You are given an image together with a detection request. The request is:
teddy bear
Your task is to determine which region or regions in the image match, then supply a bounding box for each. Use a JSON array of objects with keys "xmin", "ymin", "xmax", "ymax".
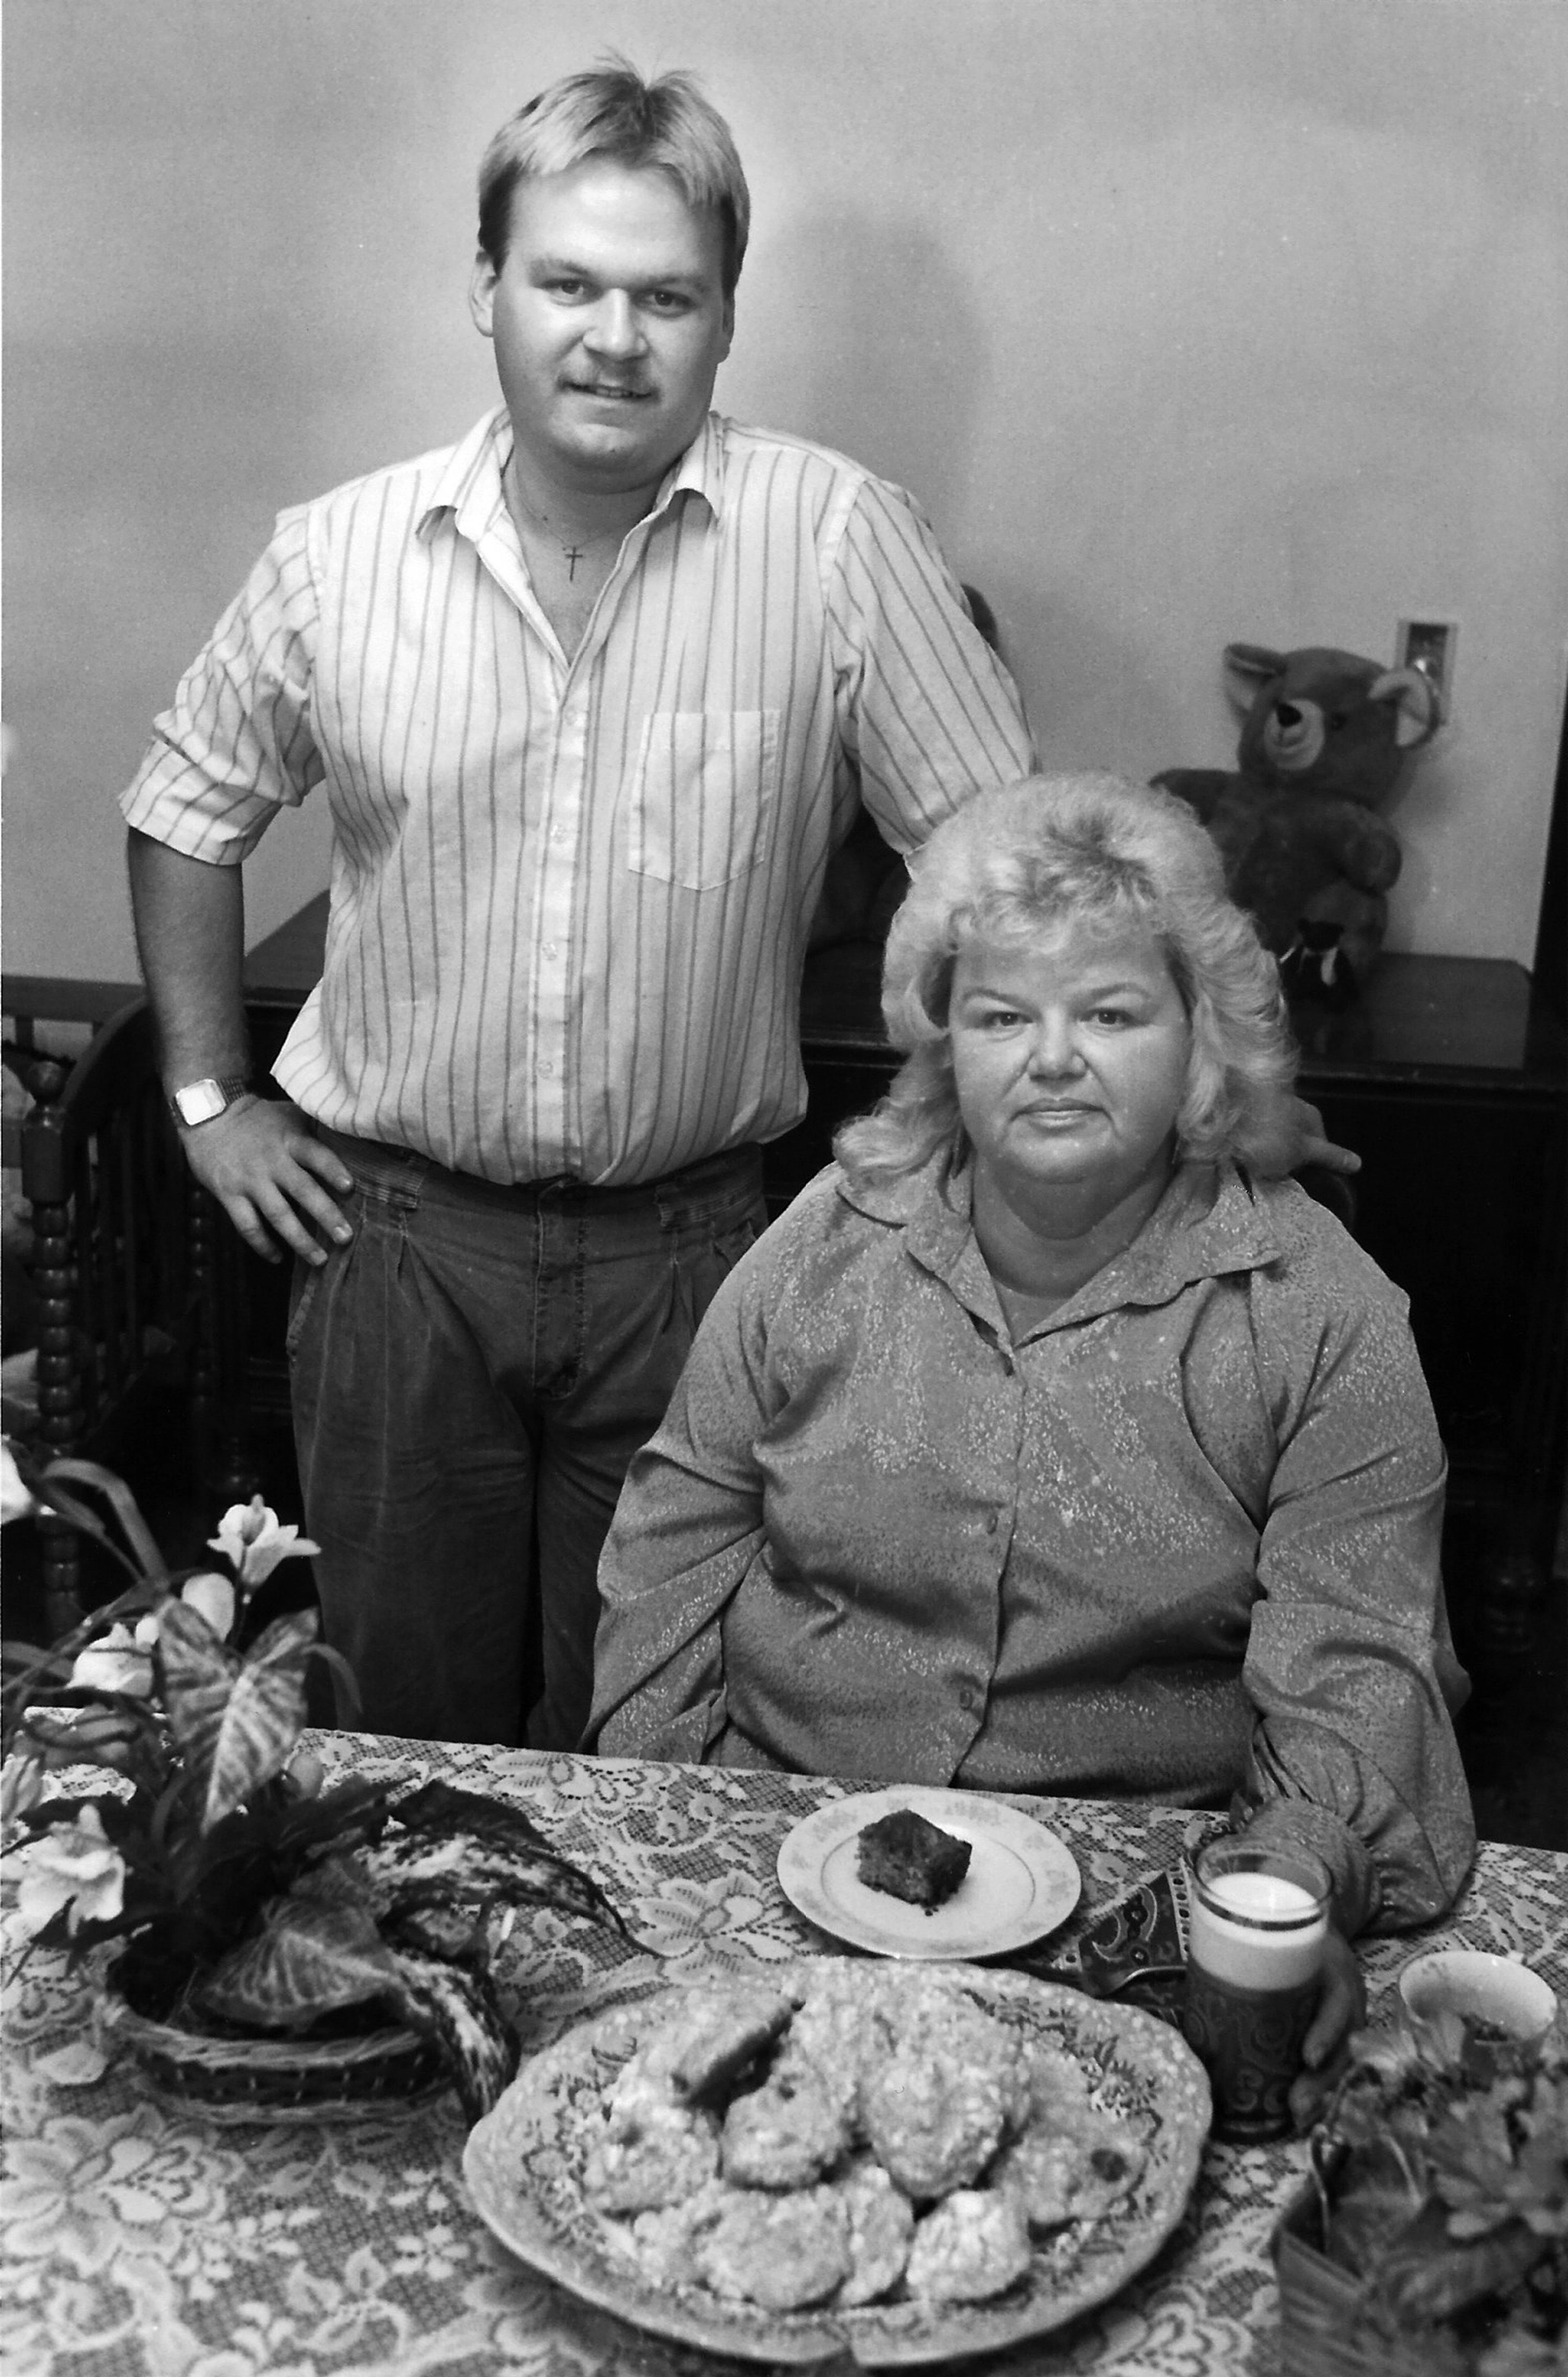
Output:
[{"xmin": 1152, "ymin": 642, "xmax": 1443, "ymax": 1002}]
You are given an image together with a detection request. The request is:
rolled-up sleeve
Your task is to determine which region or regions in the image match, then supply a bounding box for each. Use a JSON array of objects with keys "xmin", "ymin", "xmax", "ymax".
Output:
[
  {"xmin": 826, "ymin": 477, "xmax": 1035, "ymax": 851},
  {"xmin": 120, "ymin": 505, "xmax": 322, "ymax": 863},
  {"xmin": 1235, "ymin": 1272, "xmax": 1474, "ymax": 1936}
]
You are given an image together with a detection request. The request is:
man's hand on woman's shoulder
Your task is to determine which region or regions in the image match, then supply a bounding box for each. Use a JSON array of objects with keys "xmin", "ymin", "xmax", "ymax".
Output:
[{"xmin": 1250, "ymin": 1096, "xmax": 1360, "ymax": 1181}]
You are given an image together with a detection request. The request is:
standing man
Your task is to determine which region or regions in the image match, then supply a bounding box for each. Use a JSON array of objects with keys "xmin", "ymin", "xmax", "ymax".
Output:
[{"xmin": 122, "ymin": 62, "xmax": 1036, "ymax": 1751}]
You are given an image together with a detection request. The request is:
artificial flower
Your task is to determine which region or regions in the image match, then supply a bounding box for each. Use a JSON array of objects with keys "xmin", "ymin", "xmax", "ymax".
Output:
[
  {"xmin": 68, "ymin": 1624, "xmax": 154, "ymax": 1698},
  {"xmin": 3, "ymin": 1457, "xmax": 629, "ymax": 2124},
  {"xmin": 176, "ymin": 1571, "xmax": 236, "ymax": 1639},
  {"xmin": 16, "ymin": 1803, "xmax": 126, "ymax": 1936},
  {"xmin": 207, "ymin": 1498, "xmax": 320, "ymax": 1588},
  {"xmin": 0, "ymin": 1744, "xmax": 45, "ymax": 1821},
  {"xmin": 0, "ymin": 1439, "xmax": 36, "ymax": 1525},
  {"xmin": 283, "ymin": 1748, "xmax": 325, "ymax": 1800},
  {"xmin": 66, "ymin": 1573, "xmax": 239, "ymax": 1703},
  {"xmin": 31, "ymin": 1703, "xmax": 145, "ymax": 1768}
]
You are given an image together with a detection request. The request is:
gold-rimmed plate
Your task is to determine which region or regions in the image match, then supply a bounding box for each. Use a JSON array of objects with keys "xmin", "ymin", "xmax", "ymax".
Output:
[{"xmin": 777, "ymin": 1787, "xmax": 1080, "ymax": 1960}]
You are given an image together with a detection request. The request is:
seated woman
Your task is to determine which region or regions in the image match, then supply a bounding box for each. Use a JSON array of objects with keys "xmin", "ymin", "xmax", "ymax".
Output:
[{"xmin": 588, "ymin": 773, "xmax": 1474, "ymax": 1975}]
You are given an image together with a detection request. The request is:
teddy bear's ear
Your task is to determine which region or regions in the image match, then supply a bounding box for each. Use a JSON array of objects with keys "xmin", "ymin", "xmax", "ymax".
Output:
[
  {"xmin": 1368, "ymin": 665, "xmax": 1443, "ymax": 748},
  {"xmin": 1221, "ymin": 644, "xmax": 1287, "ymax": 711}
]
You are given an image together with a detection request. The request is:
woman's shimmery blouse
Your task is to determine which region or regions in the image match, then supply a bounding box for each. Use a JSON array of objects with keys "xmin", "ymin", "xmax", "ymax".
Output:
[{"xmin": 589, "ymin": 1156, "xmax": 1474, "ymax": 1936}]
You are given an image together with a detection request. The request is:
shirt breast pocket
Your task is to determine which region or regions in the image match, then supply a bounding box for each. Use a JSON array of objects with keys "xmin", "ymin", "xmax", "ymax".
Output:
[{"xmin": 626, "ymin": 709, "xmax": 779, "ymax": 889}]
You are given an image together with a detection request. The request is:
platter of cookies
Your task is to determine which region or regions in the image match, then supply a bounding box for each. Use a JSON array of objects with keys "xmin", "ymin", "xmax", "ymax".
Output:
[
  {"xmin": 776, "ymin": 1786, "xmax": 1081, "ymax": 1959},
  {"xmin": 463, "ymin": 1957, "xmax": 1210, "ymax": 2366}
]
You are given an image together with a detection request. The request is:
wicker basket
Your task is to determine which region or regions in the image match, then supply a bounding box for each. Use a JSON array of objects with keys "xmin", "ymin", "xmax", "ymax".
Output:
[
  {"xmin": 1272, "ymin": 2151, "xmax": 1482, "ymax": 2377},
  {"xmin": 95, "ymin": 1963, "xmax": 448, "ymax": 2126}
]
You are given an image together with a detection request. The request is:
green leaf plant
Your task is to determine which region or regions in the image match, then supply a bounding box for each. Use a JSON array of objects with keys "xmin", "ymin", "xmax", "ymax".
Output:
[
  {"xmin": 1310, "ymin": 2002, "xmax": 1567, "ymax": 2374},
  {"xmin": 1, "ymin": 1441, "xmax": 630, "ymax": 2123}
]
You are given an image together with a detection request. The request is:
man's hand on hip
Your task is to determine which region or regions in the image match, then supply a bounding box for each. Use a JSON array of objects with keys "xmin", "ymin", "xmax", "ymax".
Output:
[{"xmin": 177, "ymin": 1096, "xmax": 355, "ymax": 1265}]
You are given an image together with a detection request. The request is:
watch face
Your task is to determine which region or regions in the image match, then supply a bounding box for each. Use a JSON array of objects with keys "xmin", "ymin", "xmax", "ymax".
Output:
[{"xmin": 174, "ymin": 1079, "xmax": 227, "ymax": 1127}]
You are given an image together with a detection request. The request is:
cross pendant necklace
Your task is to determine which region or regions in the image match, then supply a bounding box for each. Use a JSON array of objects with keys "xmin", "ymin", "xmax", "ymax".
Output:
[{"xmin": 506, "ymin": 457, "xmax": 612, "ymax": 584}]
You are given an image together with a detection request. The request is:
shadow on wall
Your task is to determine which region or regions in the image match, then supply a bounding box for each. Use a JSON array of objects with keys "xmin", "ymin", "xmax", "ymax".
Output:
[
  {"xmin": 743, "ymin": 205, "xmax": 1229, "ymax": 798},
  {"xmin": 742, "ymin": 206, "xmax": 988, "ymax": 537}
]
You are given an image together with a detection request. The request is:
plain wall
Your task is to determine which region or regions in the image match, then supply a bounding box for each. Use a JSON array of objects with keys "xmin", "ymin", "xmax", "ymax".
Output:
[{"xmin": 4, "ymin": 0, "xmax": 1566, "ymax": 978}]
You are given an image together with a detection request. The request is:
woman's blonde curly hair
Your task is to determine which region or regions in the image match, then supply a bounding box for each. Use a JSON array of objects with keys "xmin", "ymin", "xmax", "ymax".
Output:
[{"xmin": 835, "ymin": 772, "xmax": 1299, "ymax": 1187}]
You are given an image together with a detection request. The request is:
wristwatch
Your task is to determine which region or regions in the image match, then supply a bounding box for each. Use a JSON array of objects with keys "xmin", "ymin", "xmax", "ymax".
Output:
[{"xmin": 169, "ymin": 1075, "xmax": 252, "ymax": 1127}]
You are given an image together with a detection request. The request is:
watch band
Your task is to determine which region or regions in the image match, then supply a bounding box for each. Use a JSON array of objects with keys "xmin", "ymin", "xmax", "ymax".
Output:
[{"xmin": 169, "ymin": 1074, "xmax": 253, "ymax": 1127}]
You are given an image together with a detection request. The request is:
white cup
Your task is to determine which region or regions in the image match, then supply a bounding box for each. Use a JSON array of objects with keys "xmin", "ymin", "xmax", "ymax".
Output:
[{"xmin": 1398, "ymin": 1950, "xmax": 1557, "ymax": 2044}]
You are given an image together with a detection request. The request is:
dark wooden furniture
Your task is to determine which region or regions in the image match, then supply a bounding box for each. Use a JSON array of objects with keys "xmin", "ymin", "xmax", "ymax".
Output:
[
  {"xmin": 2, "ymin": 976, "xmax": 143, "ymax": 1038},
  {"xmin": 1291, "ymin": 964, "xmax": 1566, "ymax": 1603},
  {"xmin": 9, "ymin": 1000, "xmax": 253, "ymax": 1630}
]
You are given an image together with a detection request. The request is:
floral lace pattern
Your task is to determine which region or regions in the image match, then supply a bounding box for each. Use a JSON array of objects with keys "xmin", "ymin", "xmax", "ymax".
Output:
[{"xmin": 4, "ymin": 1735, "xmax": 1564, "ymax": 2377}]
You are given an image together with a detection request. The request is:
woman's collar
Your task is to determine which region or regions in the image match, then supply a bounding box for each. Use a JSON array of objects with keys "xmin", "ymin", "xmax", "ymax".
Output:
[{"xmin": 837, "ymin": 1150, "xmax": 1287, "ymax": 1321}]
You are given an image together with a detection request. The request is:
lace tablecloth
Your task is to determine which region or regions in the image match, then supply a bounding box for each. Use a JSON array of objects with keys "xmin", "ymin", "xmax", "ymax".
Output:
[{"xmin": 4, "ymin": 1737, "xmax": 1565, "ymax": 2377}]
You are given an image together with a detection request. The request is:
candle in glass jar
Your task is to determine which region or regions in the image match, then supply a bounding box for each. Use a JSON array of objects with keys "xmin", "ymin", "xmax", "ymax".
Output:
[{"xmin": 1188, "ymin": 1868, "xmax": 1327, "ymax": 1992}]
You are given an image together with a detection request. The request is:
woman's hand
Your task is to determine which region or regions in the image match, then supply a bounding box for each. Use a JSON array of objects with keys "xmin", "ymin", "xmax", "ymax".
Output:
[{"xmin": 1289, "ymin": 1925, "xmax": 1365, "ymax": 2131}]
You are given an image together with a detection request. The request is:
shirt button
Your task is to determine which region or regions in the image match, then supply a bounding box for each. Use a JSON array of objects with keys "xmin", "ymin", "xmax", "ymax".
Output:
[
  {"xmin": 985, "ymin": 1513, "xmax": 999, "ymax": 1535},
  {"xmin": 958, "ymin": 1685, "xmax": 977, "ymax": 1713},
  {"xmin": 550, "ymin": 826, "xmax": 568, "ymax": 844},
  {"xmin": 543, "ymin": 942, "xmax": 558, "ymax": 960},
  {"xmin": 538, "ymin": 1060, "xmax": 554, "ymax": 1078}
]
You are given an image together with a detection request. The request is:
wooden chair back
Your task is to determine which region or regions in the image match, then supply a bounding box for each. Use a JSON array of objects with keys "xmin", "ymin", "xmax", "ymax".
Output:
[{"xmin": 18, "ymin": 999, "xmax": 252, "ymax": 1631}]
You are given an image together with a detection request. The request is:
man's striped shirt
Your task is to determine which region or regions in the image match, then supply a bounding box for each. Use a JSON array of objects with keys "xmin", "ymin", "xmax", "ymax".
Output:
[{"xmin": 121, "ymin": 407, "xmax": 1035, "ymax": 1185}]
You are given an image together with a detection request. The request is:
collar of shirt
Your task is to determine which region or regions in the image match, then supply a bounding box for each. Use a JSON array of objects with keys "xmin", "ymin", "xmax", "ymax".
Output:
[
  {"xmin": 836, "ymin": 1151, "xmax": 1285, "ymax": 1337},
  {"xmin": 413, "ymin": 403, "xmax": 724, "ymax": 555}
]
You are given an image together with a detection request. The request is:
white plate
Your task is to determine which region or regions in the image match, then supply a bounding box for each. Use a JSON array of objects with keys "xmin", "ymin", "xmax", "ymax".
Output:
[
  {"xmin": 463, "ymin": 1959, "xmax": 1211, "ymax": 2368},
  {"xmin": 776, "ymin": 1787, "xmax": 1080, "ymax": 1960}
]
